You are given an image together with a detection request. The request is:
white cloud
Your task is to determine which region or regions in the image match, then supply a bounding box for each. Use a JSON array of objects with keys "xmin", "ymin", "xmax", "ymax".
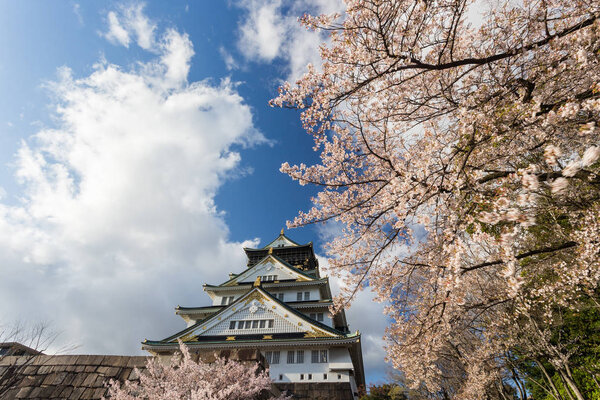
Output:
[
  {"xmin": 219, "ymin": 46, "xmax": 239, "ymax": 71},
  {"xmin": 103, "ymin": 3, "xmax": 156, "ymax": 50},
  {"xmin": 0, "ymin": 10, "xmax": 266, "ymax": 355},
  {"xmin": 238, "ymin": 0, "xmax": 286, "ymax": 62},
  {"xmin": 235, "ymin": 0, "xmax": 345, "ymax": 81},
  {"xmin": 73, "ymin": 3, "xmax": 84, "ymax": 26},
  {"xmin": 104, "ymin": 11, "xmax": 131, "ymax": 47}
]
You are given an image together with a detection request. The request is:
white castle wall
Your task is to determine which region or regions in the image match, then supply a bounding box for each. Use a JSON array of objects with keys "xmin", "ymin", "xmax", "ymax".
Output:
[{"xmin": 263, "ymin": 347, "xmax": 354, "ymax": 384}]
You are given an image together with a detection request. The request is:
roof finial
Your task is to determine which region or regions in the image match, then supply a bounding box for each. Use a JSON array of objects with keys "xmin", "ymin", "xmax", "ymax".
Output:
[
  {"xmin": 268, "ymin": 247, "xmax": 273, "ymax": 255},
  {"xmin": 280, "ymin": 228, "xmax": 284, "ymax": 235},
  {"xmin": 254, "ymin": 276, "xmax": 261, "ymax": 287}
]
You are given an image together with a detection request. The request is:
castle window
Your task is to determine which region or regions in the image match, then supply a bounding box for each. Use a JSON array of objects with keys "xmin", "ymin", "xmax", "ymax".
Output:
[
  {"xmin": 338, "ymin": 374, "xmax": 342, "ymax": 380},
  {"xmin": 300, "ymin": 374, "xmax": 304, "ymax": 380},
  {"xmin": 221, "ymin": 297, "xmax": 227, "ymax": 305},
  {"xmin": 277, "ymin": 293, "xmax": 284, "ymax": 301},
  {"xmin": 320, "ymin": 349, "xmax": 328, "ymax": 362},
  {"xmin": 324, "ymin": 374, "xmax": 328, "ymax": 380},
  {"xmin": 304, "ymin": 292, "xmax": 310, "ymax": 301},
  {"xmin": 308, "ymin": 374, "xmax": 312, "ymax": 380},
  {"xmin": 237, "ymin": 321, "xmax": 245, "ymax": 329},
  {"xmin": 296, "ymin": 292, "xmax": 302, "ymax": 301},
  {"xmin": 228, "ymin": 296, "xmax": 234, "ymax": 304},
  {"xmin": 296, "ymin": 350, "xmax": 304, "ymax": 363},
  {"xmin": 268, "ymin": 319, "xmax": 274, "ymax": 328},
  {"xmin": 252, "ymin": 320, "xmax": 259, "ymax": 329},
  {"xmin": 229, "ymin": 321, "xmax": 236, "ymax": 329},
  {"xmin": 309, "ymin": 312, "xmax": 324, "ymax": 321},
  {"xmin": 279, "ymin": 374, "xmax": 283, "ymax": 381},
  {"xmin": 265, "ymin": 351, "xmax": 281, "ymax": 364},
  {"xmin": 311, "ymin": 349, "xmax": 328, "ymax": 363},
  {"xmin": 287, "ymin": 351, "xmax": 295, "ymax": 364},
  {"xmin": 245, "ymin": 321, "xmax": 252, "ymax": 329},
  {"xmin": 259, "ymin": 320, "xmax": 266, "ymax": 328}
]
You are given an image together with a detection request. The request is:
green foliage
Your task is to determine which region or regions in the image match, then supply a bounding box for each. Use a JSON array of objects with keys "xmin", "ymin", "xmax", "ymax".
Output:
[
  {"xmin": 360, "ymin": 383, "xmax": 408, "ymax": 400},
  {"xmin": 516, "ymin": 295, "xmax": 600, "ymax": 400}
]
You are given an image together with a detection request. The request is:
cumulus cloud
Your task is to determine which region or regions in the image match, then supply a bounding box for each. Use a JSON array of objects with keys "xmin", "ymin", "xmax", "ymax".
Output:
[
  {"xmin": 235, "ymin": 0, "xmax": 345, "ymax": 81},
  {"xmin": 103, "ymin": 3, "xmax": 156, "ymax": 50},
  {"xmin": 0, "ymin": 8, "xmax": 265, "ymax": 354}
]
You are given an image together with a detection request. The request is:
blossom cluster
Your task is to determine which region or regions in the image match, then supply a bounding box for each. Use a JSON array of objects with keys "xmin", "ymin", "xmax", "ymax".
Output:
[{"xmin": 273, "ymin": 0, "xmax": 600, "ymax": 397}]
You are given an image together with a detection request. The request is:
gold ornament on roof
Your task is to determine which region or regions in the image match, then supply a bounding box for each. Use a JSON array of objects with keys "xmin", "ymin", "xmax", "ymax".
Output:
[
  {"xmin": 280, "ymin": 228, "xmax": 284, "ymax": 235},
  {"xmin": 303, "ymin": 328, "xmax": 335, "ymax": 338},
  {"xmin": 179, "ymin": 332, "xmax": 197, "ymax": 342},
  {"xmin": 244, "ymin": 291, "xmax": 266, "ymax": 304},
  {"xmin": 254, "ymin": 276, "xmax": 261, "ymax": 287},
  {"xmin": 268, "ymin": 247, "xmax": 273, "ymax": 254}
]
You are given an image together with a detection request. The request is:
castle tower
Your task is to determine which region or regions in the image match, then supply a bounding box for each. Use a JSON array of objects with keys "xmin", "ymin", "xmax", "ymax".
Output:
[{"xmin": 142, "ymin": 231, "xmax": 364, "ymax": 399}]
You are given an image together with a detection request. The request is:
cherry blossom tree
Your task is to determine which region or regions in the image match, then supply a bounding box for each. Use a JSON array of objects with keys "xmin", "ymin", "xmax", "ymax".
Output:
[
  {"xmin": 273, "ymin": 0, "xmax": 600, "ymax": 397},
  {"xmin": 105, "ymin": 342, "xmax": 290, "ymax": 400}
]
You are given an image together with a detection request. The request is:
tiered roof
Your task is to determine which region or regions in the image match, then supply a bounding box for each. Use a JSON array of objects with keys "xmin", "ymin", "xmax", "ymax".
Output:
[
  {"xmin": 243, "ymin": 230, "xmax": 319, "ymax": 272},
  {"xmin": 141, "ymin": 230, "xmax": 364, "ymax": 388}
]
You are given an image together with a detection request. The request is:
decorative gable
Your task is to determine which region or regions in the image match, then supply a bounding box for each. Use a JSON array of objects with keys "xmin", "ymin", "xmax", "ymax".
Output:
[
  {"xmin": 176, "ymin": 288, "xmax": 339, "ymax": 342},
  {"xmin": 223, "ymin": 255, "xmax": 312, "ymax": 286},
  {"xmin": 264, "ymin": 231, "xmax": 300, "ymax": 248},
  {"xmin": 265, "ymin": 236, "xmax": 297, "ymax": 248}
]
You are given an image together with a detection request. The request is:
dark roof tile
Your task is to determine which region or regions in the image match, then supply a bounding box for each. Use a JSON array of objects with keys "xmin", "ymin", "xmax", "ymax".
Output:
[{"xmin": 0, "ymin": 354, "xmax": 147, "ymax": 399}]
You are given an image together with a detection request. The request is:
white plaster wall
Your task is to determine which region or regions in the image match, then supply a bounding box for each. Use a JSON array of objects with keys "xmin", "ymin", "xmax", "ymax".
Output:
[
  {"xmin": 262, "ymin": 347, "xmax": 354, "ymax": 384},
  {"xmin": 212, "ymin": 293, "xmax": 242, "ymax": 306},
  {"xmin": 298, "ymin": 310, "xmax": 334, "ymax": 327},
  {"xmin": 268, "ymin": 287, "xmax": 322, "ymax": 302}
]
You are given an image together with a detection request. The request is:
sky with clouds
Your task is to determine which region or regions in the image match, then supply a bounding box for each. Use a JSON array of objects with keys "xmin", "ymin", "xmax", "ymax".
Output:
[{"xmin": 0, "ymin": 0, "xmax": 389, "ymax": 384}]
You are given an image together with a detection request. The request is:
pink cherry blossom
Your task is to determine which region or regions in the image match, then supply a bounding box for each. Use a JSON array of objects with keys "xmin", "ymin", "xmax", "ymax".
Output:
[{"xmin": 272, "ymin": 0, "xmax": 600, "ymax": 397}]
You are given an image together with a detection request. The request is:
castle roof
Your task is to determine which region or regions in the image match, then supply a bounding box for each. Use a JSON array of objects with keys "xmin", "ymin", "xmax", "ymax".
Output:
[{"xmin": 143, "ymin": 286, "xmax": 356, "ymax": 349}]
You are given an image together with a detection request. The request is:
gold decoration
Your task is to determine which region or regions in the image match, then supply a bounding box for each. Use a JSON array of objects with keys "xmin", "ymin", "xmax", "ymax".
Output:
[
  {"xmin": 180, "ymin": 332, "xmax": 198, "ymax": 342},
  {"xmin": 280, "ymin": 228, "xmax": 284, "ymax": 235},
  {"xmin": 272, "ymin": 305, "xmax": 276, "ymax": 309},
  {"xmin": 263, "ymin": 335, "xmax": 273, "ymax": 340},
  {"xmin": 244, "ymin": 290, "xmax": 266, "ymax": 305},
  {"xmin": 298, "ymin": 322, "xmax": 302, "ymax": 326},
  {"xmin": 303, "ymin": 328, "xmax": 334, "ymax": 338},
  {"xmin": 284, "ymin": 313, "xmax": 288, "ymax": 317},
  {"xmin": 226, "ymin": 336, "xmax": 236, "ymax": 341},
  {"xmin": 254, "ymin": 276, "xmax": 261, "ymax": 287},
  {"xmin": 268, "ymin": 247, "xmax": 273, "ymax": 254},
  {"xmin": 218, "ymin": 317, "xmax": 221, "ymax": 320}
]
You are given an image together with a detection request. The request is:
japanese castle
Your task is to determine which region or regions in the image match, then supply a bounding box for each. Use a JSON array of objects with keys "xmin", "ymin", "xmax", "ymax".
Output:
[{"xmin": 142, "ymin": 230, "xmax": 364, "ymax": 399}]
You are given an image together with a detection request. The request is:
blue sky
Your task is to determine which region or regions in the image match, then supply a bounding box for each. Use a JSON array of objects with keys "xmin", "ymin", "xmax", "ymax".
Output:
[{"xmin": 0, "ymin": 0, "xmax": 388, "ymax": 384}]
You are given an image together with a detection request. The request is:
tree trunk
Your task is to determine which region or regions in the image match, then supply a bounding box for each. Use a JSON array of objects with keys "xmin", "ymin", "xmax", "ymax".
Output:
[
  {"xmin": 535, "ymin": 359, "xmax": 564, "ymax": 400},
  {"xmin": 559, "ymin": 369, "xmax": 585, "ymax": 400}
]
